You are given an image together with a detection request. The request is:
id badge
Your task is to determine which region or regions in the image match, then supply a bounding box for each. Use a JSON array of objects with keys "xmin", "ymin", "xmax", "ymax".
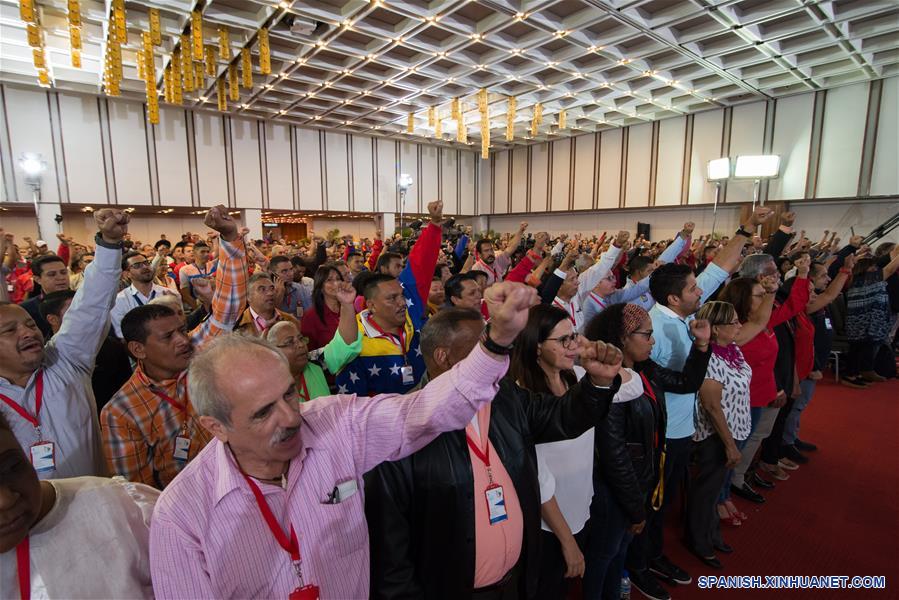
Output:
[
  {"xmin": 30, "ymin": 441, "xmax": 56, "ymax": 472},
  {"xmin": 824, "ymin": 317, "xmax": 833, "ymax": 330},
  {"xmin": 485, "ymin": 484, "xmax": 508, "ymax": 525},
  {"xmin": 289, "ymin": 584, "xmax": 321, "ymax": 600},
  {"xmin": 173, "ymin": 436, "xmax": 191, "ymax": 462},
  {"xmin": 401, "ymin": 365, "xmax": 414, "ymax": 385}
]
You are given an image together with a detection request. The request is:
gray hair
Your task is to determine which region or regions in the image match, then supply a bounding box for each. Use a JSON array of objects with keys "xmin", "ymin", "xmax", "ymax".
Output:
[
  {"xmin": 574, "ymin": 253, "xmax": 594, "ymax": 273},
  {"xmin": 739, "ymin": 253, "xmax": 775, "ymax": 279},
  {"xmin": 248, "ymin": 271, "xmax": 272, "ymax": 288},
  {"xmin": 148, "ymin": 292, "xmax": 181, "ymax": 311},
  {"xmin": 187, "ymin": 334, "xmax": 287, "ymax": 427},
  {"xmin": 419, "ymin": 307, "xmax": 483, "ymax": 362},
  {"xmin": 263, "ymin": 320, "xmax": 298, "ymax": 341}
]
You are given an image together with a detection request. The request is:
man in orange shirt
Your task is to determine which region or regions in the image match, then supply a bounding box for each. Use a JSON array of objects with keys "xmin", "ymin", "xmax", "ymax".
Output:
[{"xmin": 365, "ymin": 307, "xmax": 623, "ymax": 599}]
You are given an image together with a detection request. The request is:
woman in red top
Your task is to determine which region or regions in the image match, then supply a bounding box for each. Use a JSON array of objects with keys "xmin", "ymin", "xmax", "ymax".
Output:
[{"xmin": 301, "ymin": 263, "xmax": 345, "ymax": 351}]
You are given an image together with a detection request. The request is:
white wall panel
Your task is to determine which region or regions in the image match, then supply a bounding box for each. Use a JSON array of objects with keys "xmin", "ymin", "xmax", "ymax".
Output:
[
  {"xmin": 376, "ymin": 139, "xmax": 397, "ymax": 213},
  {"xmin": 459, "ymin": 152, "xmax": 477, "ymax": 215},
  {"xmin": 265, "ymin": 122, "xmax": 294, "ymax": 210},
  {"xmin": 493, "ymin": 150, "xmax": 510, "ymax": 214},
  {"xmin": 296, "ymin": 128, "xmax": 323, "ymax": 210},
  {"xmin": 769, "ymin": 93, "xmax": 814, "ymax": 200},
  {"xmin": 597, "ymin": 129, "xmax": 622, "ymax": 209},
  {"xmin": 511, "ymin": 148, "xmax": 528, "ymax": 213},
  {"xmin": 530, "ymin": 142, "xmax": 550, "ymax": 212},
  {"xmin": 231, "ymin": 117, "xmax": 263, "ymax": 208},
  {"xmin": 440, "ymin": 148, "xmax": 458, "ymax": 214},
  {"xmin": 324, "ymin": 132, "xmax": 350, "ymax": 211},
  {"xmin": 871, "ymin": 76, "xmax": 899, "ymax": 196},
  {"xmin": 193, "ymin": 113, "xmax": 228, "ymax": 207},
  {"xmin": 624, "ymin": 123, "xmax": 652, "ymax": 207},
  {"xmin": 655, "ymin": 116, "xmax": 686, "ymax": 206},
  {"xmin": 573, "ymin": 135, "xmax": 596, "ymax": 210},
  {"xmin": 351, "ymin": 137, "xmax": 374, "ymax": 213},
  {"xmin": 816, "ymin": 84, "xmax": 867, "ymax": 198},
  {"xmin": 57, "ymin": 93, "xmax": 105, "ymax": 205},
  {"xmin": 420, "ymin": 144, "xmax": 439, "ymax": 208},
  {"xmin": 687, "ymin": 109, "xmax": 724, "ymax": 205},
  {"xmin": 727, "ymin": 101, "xmax": 767, "ymax": 204},
  {"xmin": 3, "ymin": 87, "xmax": 61, "ymax": 205},
  {"xmin": 399, "ymin": 142, "xmax": 418, "ymax": 214},
  {"xmin": 550, "ymin": 139, "xmax": 571, "ymax": 212},
  {"xmin": 154, "ymin": 106, "xmax": 192, "ymax": 206},
  {"xmin": 108, "ymin": 99, "xmax": 152, "ymax": 205}
]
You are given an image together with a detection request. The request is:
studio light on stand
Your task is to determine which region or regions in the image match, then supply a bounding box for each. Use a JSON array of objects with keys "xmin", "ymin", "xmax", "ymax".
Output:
[
  {"xmin": 397, "ymin": 173, "xmax": 413, "ymax": 235},
  {"xmin": 18, "ymin": 153, "xmax": 48, "ymax": 239},
  {"xmin": 734, "ymin": 155, "xmax": 781, "ymax": 229},
  {"xmin": 706, "ymin": 157, "xmax": 730, "ymax": 237}
]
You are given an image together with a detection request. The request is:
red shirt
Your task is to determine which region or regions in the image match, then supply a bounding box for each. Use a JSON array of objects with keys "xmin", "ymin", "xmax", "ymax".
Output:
[
  {"xmin": 301, "ymin": 302, "xmax": 341, "ymax": 350},
  {"xmin": 741, "ymin": 329, "xmax": 779, "ymax": 407},
  {"xmin": 793, "ymin": 311, "xmax": 815, "ymax": 381}
]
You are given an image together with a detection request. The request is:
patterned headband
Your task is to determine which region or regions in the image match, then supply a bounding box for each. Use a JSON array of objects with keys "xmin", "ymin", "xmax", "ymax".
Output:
[{"xmin": 622, "ymin": 304, "xmax": 650, "ymax": 337}]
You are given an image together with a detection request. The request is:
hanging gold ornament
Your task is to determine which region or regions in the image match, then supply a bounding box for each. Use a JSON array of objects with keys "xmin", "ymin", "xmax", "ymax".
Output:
[
  {"xmin": 141, "ymin": 32, "xmax": 152, "ymax": 81},
  {"xmin": 558, "ymin": 109, "xmax": 567, "ymax": 130},
  {"xmin": 219, "ymin": 28, "xmax": 231, "ymax": 60},
  {"xmin": 37, "ymin": 69, "xmax": 50, "ymax": 87},
  {"xmin": 435, "ymin": 117, "xmax": 442, "ymax": 139},
  {"xmin": 427, "ymin": 106, "xmax": 435, "ymax": 128},
  {"xmin": 458, "ymin": 121, "xmax": 467, "ymax": 144},
  {"xmin": 531, "ymin": 102, "xmax": 543, "ymax": 136},
  {"xmin": 171, "ymin": 50, "xmax": 183, "ymax": 104},
  {"xmin": 217, "ymin": 78, "xmax": 227, "ymax": 111},
  {"xmin": 505, "ymin": 97, "xmax": 516, "ymax": 141},
  {"xmin": 480, "ymin": 113, "xmax": 489, "ymax": 159},
  {"xmin": 477, "ymin": 88, "xmax": 488, "ymax": 112},
  {"xmin": 181, "ymin": 36, "xmax": 195, "ymax": 92},
  {"xmin": 163, "ymin": 65, "xmax": 173, "ymax": 103},
  {"xmin": 70, "ymin": 24, "xmax": 82, "ymax": 50},
  {"xmin": 113, "ymin": 0, "xmax": 126, "ymax": 44},
  {"xmin": 258, "ymin": 28, "xmax": 271, "ymax": 75},
  {"xmin": 241, "ymin": 48, "xmax": 253, "ymax": 88},
  {"xmin": 205, "ymin": 46, "xmax": 216, "ymax": 76},
  {"xmin": 67, "ymin": 0, "xmax": 81, "ymax": 26},
  {"xmin": 191, "ymin": 11, "xmax": 203, "ymax": 60},
  {"xmin": 137, "ymin": 50, "xmax": 146, "ymax": 81},
  {"xmin": 27, "ymin": 24, "xmax": 41, "ymax": 47},
  {"xmin": 228, "ymin": 64, "xmax": 239, "ymax": 101},
  {"xmin": 407, "ymin": 113, "xmax": 414, "ymax": 134},
  {"xmin": 33, "ymin": 47, "xmax": 46, "ymax": 69},
  {"xmin": 450, "ymin": 97, "xmax": 460, "ymax": 120},
  {"xmin": 195, "ymin": 62, "xmax": 205, "ymax": 88},
  {"xmin": 149, "ymin": 9, "xmax": 161, "ymax": 45},
  {"xmin": 20, "ymin": 0, "xmax": 36, "ymax": 23},
  {"xmin": 71, "ymin": 48, "xmax": 82, "ymax": 68}
]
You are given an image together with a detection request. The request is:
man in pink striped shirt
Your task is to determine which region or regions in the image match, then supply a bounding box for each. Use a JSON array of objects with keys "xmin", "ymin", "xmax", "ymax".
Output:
[{"xmin": 148, "ymin": 282, "xmax": 538, "ymax": 599}]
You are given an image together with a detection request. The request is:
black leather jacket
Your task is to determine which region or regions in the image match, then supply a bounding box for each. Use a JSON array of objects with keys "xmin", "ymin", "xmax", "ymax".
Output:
[
  {"xmin": 594, "ymin": 346, "xmax": 711, "ymax": 524},
  {"xmin": 365, "ymin": 374, "xmax": 621, "ymax": 600}
]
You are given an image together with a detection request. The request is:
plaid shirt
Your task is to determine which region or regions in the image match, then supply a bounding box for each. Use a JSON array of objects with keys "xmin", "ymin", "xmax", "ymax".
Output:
[{"xmin": 101, "ymin": 238, "xmax": 248, "ymax": 488}]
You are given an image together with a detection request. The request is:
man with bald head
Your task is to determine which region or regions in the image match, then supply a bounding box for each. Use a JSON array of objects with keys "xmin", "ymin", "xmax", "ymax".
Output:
[
  {"xmin": 149, "ymin": 282, "xmax": 540, "ymax": 599},
  {"xmin": 0, "ymin": 209, "xmax": 129, "ymax": 478}
]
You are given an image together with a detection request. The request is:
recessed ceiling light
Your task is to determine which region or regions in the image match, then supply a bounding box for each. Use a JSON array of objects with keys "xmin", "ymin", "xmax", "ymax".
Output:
[
  {"xmin": 470, "ymin": 33, "xmax": 482, "ymax": 41},
  {"xmin": 514, "ymin": 12, "xmax": 527, "ymax": 20},
  {"xmin": 313, "ymin": 115, "xmax": 321, "ymax": 120},
  {"xmin": 199, "ymin": 96, "xmax": 208, "ymax": 102}
]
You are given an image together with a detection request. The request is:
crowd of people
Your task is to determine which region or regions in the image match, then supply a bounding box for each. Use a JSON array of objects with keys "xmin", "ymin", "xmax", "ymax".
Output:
[{"xmin": 0, "ymin": 200, "xmax": 896, "ymax": 600}]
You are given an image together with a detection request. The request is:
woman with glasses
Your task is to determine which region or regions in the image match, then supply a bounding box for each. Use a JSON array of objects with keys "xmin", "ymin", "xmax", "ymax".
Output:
[
  {"xmin": 581, "ymin": 303, "xmax": 711, "ymax": 600},
  {"xmin": 509, "ymin": 304, "xmax": 640, "ymax": 599},
  {"xmin": 686, "ymin": 301, "xmax": 752, "ymax": 568},
  {"xmin": 265, "ymin": 321, "xmax": 329, "ymax": 402}
]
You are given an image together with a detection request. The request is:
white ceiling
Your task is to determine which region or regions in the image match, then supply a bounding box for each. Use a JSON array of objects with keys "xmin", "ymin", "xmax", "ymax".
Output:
[{"xmin": 1, "ymin": 0, "xmax": 896, "ymax": 151}]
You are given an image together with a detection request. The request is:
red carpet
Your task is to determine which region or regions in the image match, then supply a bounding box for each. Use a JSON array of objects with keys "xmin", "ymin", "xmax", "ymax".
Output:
[{"xmin": 656, "ymin": 377, "xmax": 899, "ymax": 599}]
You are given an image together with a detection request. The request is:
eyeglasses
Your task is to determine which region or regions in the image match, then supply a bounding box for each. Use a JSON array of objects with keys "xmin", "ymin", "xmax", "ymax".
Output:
[
  {"xmin": 630, "ymin": 330, "xmax": 653, "ymax": 339},
  {"xmin": 275, "ymin": 336, "xmax": 308, "ymax": 349},
  {"xmin": 545, "ymin": 333, "xmax": 579, "ymax": 348},
  {"xmin": 128, "ymin": 260, "xmax": 150, "ymax": 269}
]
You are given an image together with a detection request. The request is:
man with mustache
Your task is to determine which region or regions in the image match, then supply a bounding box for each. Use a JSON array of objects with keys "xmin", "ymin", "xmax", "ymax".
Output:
[
  {"xmin": 149, "ymin": 281, "xmax": 542, "ymax": 599},
  {"xmin": 110, "ymin": 251, "xmax": 175, "ymax": 339},
  {"xmin": 471, "ymin": 221, "xmax": 528, "ymax": 287},
  {"xmin": 0, "ymin": 208, "xmax": 129, "ymax": 478},
  {"xmin": 100, "ymin": 205, "xmax": 248, "ymax": 489}
]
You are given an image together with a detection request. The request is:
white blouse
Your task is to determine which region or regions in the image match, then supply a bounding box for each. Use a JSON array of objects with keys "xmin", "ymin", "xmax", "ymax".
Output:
[
  {"xmin": 0, "ymin": 477, "xmax": 159, "ymax": 599},
  {"xmin": 694, "ymin": 350, "xmax": 753, "ymax": 442}
]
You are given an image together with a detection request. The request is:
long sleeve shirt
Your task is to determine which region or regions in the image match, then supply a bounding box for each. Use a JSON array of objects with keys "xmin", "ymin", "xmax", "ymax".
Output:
[
  {"xmin": 0, "ymin": 242, "xmax": 122, "ymax": 478},
  {"xmin": 110, "ymin": 283, "xmax": 174, "ymax": 338},
  {"xmin": 101, "ymin": 238, "xmax": 248, "ymax": 488},
  {"xmin": 148, "ymin": 344, "xmax": 510, "ymax": 600}
]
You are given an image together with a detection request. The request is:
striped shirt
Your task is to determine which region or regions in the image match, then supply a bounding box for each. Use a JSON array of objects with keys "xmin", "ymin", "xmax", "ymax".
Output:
[
  {"xmin": 101, "ymin": 238, "xmax": 248, "ymax": 488},
  {"xmin": 149, "ymin": 344, "xmax": 510, "ymax": 599}
]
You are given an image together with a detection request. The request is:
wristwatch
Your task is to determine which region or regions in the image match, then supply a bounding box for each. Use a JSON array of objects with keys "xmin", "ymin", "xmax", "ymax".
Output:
[
  {"xmin": 482, "ymin": 323, "xmax": 514, "ymax": 355},
  {"xmin": 94, "ymin": 232, "xmax": 125, "ymax": 250},
  {"xmin": 735, "ymin": 226, "xmax": 753, "ymax": 239}
]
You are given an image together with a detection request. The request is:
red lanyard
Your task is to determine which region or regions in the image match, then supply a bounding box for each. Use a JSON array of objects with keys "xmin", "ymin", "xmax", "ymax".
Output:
[
  {"xmin": 465, "ymin": 413, "xmax": 496, "ymax": 484},
  {"xmin": 553, "ymin": 299, "xmax": 576, "ymax": 325},
  {"xmin": 297, "ymin": 374, "xmax": 309, "ymax": 403},
  {"xmin": 0, "ymin": 370, "xmax": 44, "ymax": 430},
  {"xmin": 367, "ymin": 317, "xmax": 407, "ymax": 358},
  {"xmin": 589, "ymin": 292, "xmax": 606, "ymax": 310},
  {"xmin": 639, "ymin": 372, "xmax": 660, "ymax": 448},
  {"xmin": 16, "ymin": 537, "xmax": 29, "ymax": 600},
  {"xmin": 476, "ymin": 259, "xmax": 498, "ymax": 281},
  {"xmin": 240, "ymin": 471, "xmax": 304, "ymax": 582},
  {"xmin": 138, "ymin": 368, "xmax": 188, "ymax": 415}
]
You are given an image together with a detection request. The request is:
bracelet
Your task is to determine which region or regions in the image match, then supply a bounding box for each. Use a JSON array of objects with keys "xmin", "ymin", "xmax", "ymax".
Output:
[
  {"xmin": 482, "ymin": 324, "xmax": 514, "ymax": 355},
  {"xmin": 735, "ymin": 227, "xmax": 752, "ymax": 239},
  {"xmin": 94, "ymin": 232, "xmax": 124, "ymax": 250},
  {"xmin": 839, "ymin": 268, "xmax": 851, "ymax": 275}
]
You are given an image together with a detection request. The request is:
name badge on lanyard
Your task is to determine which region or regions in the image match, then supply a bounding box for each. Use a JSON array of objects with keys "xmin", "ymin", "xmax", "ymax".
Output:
[
  {"xmin": 400, "ymin": 365, "xmax": 414, "ymax": 385},
  {"xmin": 824, "ymin": 317, "xmax": 833, "ymax": 330},
  {"xmin": 1, "ymin": 371, "xmax": 55, "ymax": 473},
  {"xmin": 173, "ymin": 435, "xmax": 191, "ymax": 462},
  {"xmin": 466, "ymin": 433, "xmax": 508, "ymax": 525}
]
